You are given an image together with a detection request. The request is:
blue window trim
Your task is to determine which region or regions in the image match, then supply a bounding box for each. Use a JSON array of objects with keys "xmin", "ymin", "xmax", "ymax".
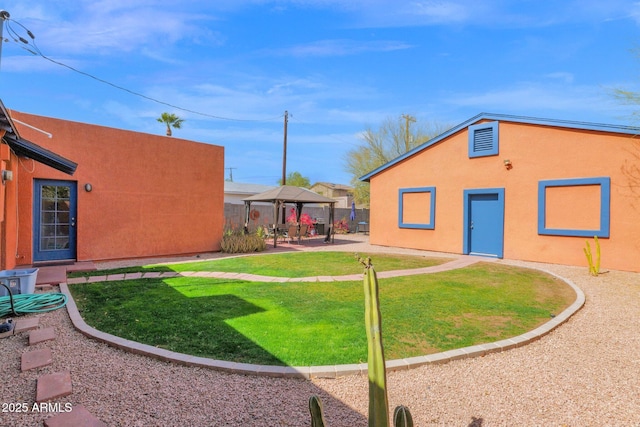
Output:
[
  {"xmin": 462, "ymin": 188, "xmax": 505, "ymax": 258},
  {"xmin": 468, "ymin": 121, "xmax": 499, "ymax": 158},
  {"xmin": 538, "ymin": 177, "xmax": 611, "ymax": 237},
  {"xmin": 398, "ymin": 187, "xmax": 436, "ymax": 229}
]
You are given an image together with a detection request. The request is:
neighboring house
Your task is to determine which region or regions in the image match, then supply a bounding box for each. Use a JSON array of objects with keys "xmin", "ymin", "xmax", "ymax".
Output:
[
  {"xmin": 224, "ymin": 182, "xmax": 277, "ymax": 204},
  {"xmin": 310, "ymin": 182, "xmax": 354, "ymax": 208},
  {"xmin": 361, "ymin": 113, "xmax": 640, "ymax": 273},
  {"xmin": 0, "ymin": 104, "xmax": 224, "ymax": 270}
]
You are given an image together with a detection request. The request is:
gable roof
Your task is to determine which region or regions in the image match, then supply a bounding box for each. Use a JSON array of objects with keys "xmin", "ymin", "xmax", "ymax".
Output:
[
  {"xmin": 224, "ymin": 182, "xmax": 277, "ymax": 195},
  {"xmin": 360, "ymin": 112, "xmax": 640, "ymax": 182},
  {"xmin": 243, "ymin": 185, "xmax": 336, "ymax": 204},
  {"xmin": 0, "ymin": 101, "xmax": 77, "ymax": 175},
  {"xmin": 311, "ymin": 182, "xmax": 353, "ymax": 191}
]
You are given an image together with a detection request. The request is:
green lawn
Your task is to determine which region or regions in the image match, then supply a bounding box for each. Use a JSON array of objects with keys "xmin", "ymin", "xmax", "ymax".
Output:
[
  {"xmin": 166, "ymin": 252, "xmax": 449, "ymax": 276},
  {"xmin": 69, "ymin": 252, "xmax": 449, "ymax": 278},
  {"xmin": 69, "ymin": 260, "xmax": 575, "ymax": 366}
]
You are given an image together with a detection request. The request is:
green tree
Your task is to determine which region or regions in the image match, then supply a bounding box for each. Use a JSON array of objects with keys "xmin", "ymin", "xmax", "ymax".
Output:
[
  {"xmin": 345, "ymin": 114, "xmax": 451, "ymax": 207},
  {"xmin": 157, "ymin": 112, "xmax": 184, "ymax": 136},
  {"xmin": 613, "ymin": 87, "xmax": 640, "ymax": 122},
  {"xmin": 278, "ymin": 171, "xmax": 311, "ymax": 188}
]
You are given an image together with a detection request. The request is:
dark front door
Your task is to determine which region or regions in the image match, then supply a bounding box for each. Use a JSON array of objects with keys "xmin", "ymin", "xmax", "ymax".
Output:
[
  {"xmin": 33, "ymin": 180, "xmax": 77, "ymax": 262},
  {"xmin": 463, "ymin": 189, "xmax": 505, "ymax": 258}
]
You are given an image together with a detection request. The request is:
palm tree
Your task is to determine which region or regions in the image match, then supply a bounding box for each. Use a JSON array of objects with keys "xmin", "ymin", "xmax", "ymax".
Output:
[{"xmin": 156, "ymin": 112, "xmax": 184, "ymax": 136}]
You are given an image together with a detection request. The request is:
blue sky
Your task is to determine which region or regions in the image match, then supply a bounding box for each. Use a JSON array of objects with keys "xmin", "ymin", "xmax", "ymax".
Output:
[{"xmin": 1, "ymin": 1, "xmax": 639, "ymax": 185}]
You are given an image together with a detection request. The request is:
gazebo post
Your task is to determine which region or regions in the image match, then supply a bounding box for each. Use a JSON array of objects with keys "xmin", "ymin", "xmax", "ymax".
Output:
[
  {"xmin": 273, "ymin": 200, "xmax": 279, "ymax": 248},
  {"xmin": 325, "ymin": 202, "xmax": 335, "ymax": 243},
  {"xmin": 243, "ymin": 201, "xmax": 251, "ymax": 234},
  {"xmin": 331, "ymin": 203, "xmax": 335, "ymax": 243},
  {"xmin": 296, "ymin": 202, "xmax": 303, "ymax": 243}
]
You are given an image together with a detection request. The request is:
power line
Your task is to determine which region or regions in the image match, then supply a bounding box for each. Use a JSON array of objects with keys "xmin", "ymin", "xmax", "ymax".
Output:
[{"xmin": 1, "ymin": 15, "xmax": 283, "ymax": 123}]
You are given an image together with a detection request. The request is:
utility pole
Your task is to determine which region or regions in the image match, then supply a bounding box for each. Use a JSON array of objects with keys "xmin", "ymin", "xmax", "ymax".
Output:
[
  {"xmin": 281, "ymin": 110, "xmax": 288, "ymax": 224},
  {"xmin": 225, "ymin": 167, "xmax": 236, "ymax": 182},
  {"xmin": 0, "ymin": 11, "xmax": 10, "ymax": 71},
  {"xmin": 282, "ymin": 110, "xmax": 288, "ymax": 186},
  {"xmin": 402, "ymin": 114, "xmax": 416, "ymax": 152}
]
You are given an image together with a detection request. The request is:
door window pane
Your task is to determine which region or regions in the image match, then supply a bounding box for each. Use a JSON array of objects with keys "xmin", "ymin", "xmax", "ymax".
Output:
[{"xmin": 39, "ymin": 184, "xmax": 73, "ymax": 252}]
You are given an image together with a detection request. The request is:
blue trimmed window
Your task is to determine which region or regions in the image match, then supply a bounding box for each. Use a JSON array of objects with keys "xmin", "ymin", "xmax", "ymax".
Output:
[
  {"xmin": 468, "ymin": 121, "xmax": 499, "ymax": 158},
  {"xmin": 398, "ymin": 187, "xmax": 436, "ymax": 229},
  {"xmin": 538, "ymin": 177, "xmax": 610, "ymax": 237}
]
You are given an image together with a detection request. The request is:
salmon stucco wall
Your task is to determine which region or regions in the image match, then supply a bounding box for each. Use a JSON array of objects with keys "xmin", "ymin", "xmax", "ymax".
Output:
[
  {"xmin": 12, "ymin": 111, "xmax": 225, "ymax": 265},
  {"xmin": 369, "ymin": 120, "xmax": 640, "ymax": 272},
  {"xmin": 0, "ymin": 142, "xmax": 19, "ymax": 270}
]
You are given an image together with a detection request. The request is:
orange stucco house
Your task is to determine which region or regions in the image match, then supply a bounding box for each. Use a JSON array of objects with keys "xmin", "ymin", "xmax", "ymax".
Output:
[
  {"xmin": 0, "ymin": 102, "xmax": 224, "ymax": 270},
  {"xmin": 361, "ymin": 113, "xmax": 640, "ymax": 273}
]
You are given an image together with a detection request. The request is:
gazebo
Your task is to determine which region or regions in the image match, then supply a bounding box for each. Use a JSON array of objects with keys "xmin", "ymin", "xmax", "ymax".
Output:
[{"xmin": 243, "ymin": 185, "xmax": 337, "ymax": 247}]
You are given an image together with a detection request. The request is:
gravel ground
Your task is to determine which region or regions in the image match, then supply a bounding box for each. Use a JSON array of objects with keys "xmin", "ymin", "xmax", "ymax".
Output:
[{"xmin": 1, "ymin": 235, "xmax": 639, "ymax": 426}]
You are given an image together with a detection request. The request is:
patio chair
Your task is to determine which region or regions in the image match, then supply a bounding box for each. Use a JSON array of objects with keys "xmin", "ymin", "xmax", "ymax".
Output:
[
  {"xmin": 285, "ymin": 224, "xmax": 299, "ymax": 244},
  {"xmin": 264, "ymin": 226, "xmax": 275, "ymax": 240},
  {"xmin": 299, "ymin": 224, "xmax": 309, "ymax": 242}
]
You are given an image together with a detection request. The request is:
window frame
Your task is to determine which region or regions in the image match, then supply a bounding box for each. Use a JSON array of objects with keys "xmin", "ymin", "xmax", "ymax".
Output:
[
  {"xmin": 398, "ymin": 187, "xmax": 436, "ymax": 229},
  {"xmin": 537, "ymin": 177, "xmax": 611, "ymax": 237}
]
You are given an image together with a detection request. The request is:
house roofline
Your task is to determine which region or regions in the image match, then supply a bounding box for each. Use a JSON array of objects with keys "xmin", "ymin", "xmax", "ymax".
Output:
[
  {"xmin": 0, "ymin": 100, "xmax": 77, "ymax": 175},
  {"xmin": 360, "ymin": 112, "xmax": 640, "ymax": 182}
]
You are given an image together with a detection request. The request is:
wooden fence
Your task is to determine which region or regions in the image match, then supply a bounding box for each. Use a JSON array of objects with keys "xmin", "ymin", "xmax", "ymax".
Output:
[{"xmin": 223, "ymin": 203, "xmax": 370, "ymax": 234}]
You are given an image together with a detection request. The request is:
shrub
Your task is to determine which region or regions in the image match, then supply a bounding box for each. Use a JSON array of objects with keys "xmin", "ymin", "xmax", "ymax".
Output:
[
  {"xmin": 333, "ymin": 217, "xmax": 350, "ymax": 234},
  {"xmin": 220, "ymin": 228, "xmax": 266, "ymax": 253}
]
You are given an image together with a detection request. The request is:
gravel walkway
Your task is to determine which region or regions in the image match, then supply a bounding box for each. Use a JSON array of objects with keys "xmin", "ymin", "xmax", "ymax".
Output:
[{"xmin": 2, "ymin": 236, "xmax": 639, "ymax": 426}]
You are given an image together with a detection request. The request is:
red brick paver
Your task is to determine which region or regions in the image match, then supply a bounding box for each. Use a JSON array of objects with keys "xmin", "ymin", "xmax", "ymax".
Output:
[
  {"xmin": 43, "ymin": 404, "xmax": 107, "ymax": 427},
  {"xmin": 36, "ymin": 371, "xmax": 72, "ymax": 402},
  {"xmin": 14, "ymin": 316, "xmax": 40, "ymax": 333},
  {"xmin": 29, "ymin": 327, "xmax": 56, "ymax": 345},
  {"xmin": 21, "ymin": 348, "xmax": 53, "ymax": 371}
]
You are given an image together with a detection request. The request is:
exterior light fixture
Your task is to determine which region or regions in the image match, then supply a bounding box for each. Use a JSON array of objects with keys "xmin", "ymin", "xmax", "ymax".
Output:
[
  {"xmin": 1, "ymin": 170, "xmax": 13, "ymax": 184},
  {"xmin": 503, "ymin": 159, "xmax": 513, "ymax": 170},
  {"xmin": 84, "ymin": 183, "xmax": 93, "ymax": 192}
]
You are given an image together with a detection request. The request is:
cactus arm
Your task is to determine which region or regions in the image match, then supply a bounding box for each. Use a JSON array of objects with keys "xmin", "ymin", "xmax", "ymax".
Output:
[
  {"xmin": 584, "ymin": 237, "xmax": 602, "ymax": 276},
  {"xmin": 595, "ymin": 236, "xmax": 601, "ymax": 274},
  {"xmin": 306, "ymin": 257, "xmax": 412, "ymax": 427},
  {"xmin": 309, "ymin": 395, "xmax": 327, "ymax": 427},
  {"xmin": 393, "ymin": 405, "xmax": 414, "ymax": 427},
  {"xmin": 361, "ymin": 257, "xmax": 390, "ymax": 427},
  {"xmin": 584, "ymin": 241, "xmax": 595, "ymax": 276}
]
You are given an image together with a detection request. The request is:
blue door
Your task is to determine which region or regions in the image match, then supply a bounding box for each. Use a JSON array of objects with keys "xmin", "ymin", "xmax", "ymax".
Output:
[
  {"xmin": 33, "ymin": 180, "xmax": 77, "ymax": 262},
  {"xmin": 463, "ymin": 189, "xmax": 505, "ymax": 258}
]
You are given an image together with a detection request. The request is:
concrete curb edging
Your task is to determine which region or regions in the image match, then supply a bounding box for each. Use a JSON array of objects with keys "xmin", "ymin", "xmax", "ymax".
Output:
[{"xmin": 59, "ymin": 265, "xmax": 585, "ymax": 379}]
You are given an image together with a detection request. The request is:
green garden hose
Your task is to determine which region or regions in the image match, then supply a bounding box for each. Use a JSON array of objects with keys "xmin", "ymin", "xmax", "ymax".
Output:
[{"xmin": 0, "ymin": 293, "xmax": 68, "ymax": 318}]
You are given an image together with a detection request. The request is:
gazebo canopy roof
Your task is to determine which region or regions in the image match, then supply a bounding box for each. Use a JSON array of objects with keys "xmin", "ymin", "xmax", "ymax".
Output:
[{"xmin": 243, "ymin": 185, "xmax": 336, "ymax": 204}]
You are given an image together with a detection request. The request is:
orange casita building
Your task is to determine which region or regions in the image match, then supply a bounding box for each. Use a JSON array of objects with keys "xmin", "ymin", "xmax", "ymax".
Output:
[
  {"xmin": 0, "ymin": 102, "xmax": 224, "ymax": 270},
  {"xmin": 361, "ymin": 113, "xmax": 640, "ymax": 273}
]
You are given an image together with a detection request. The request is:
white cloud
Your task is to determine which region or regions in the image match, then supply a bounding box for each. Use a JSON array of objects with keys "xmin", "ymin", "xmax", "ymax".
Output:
[
  {"xmin": 264, "ymin": 39, "xmax": 413, "ymax": 58},
  {"xmin": 443, "ymin": 81, "xmax": 633, "ymax": 122},
  {"xmin": 545, "ymin": 72, "xmax": 575, "ymax": 84},
  {"xmin": 403, "ymin": 1, "xmax": 470, "ymax": 23},
  {"xmin": 8, "ymin": 1, "xmax": 220, "ymax": 57}
]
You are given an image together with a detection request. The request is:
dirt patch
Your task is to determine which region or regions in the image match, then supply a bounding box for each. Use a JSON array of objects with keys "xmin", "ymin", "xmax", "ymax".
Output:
[{"xmin": 532, "ymin": 275, "xmax": 576, "ymax": 306}]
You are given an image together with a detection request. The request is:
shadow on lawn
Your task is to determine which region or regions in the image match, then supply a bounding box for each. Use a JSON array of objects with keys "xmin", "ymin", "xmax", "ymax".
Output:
[
  {"xmin": 179, "ymin": 292, "xmax": 285, "ymax": 366},
  {"xmin": 73, "ymin": 277, "xmax": 369, "ymax": 424}
]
